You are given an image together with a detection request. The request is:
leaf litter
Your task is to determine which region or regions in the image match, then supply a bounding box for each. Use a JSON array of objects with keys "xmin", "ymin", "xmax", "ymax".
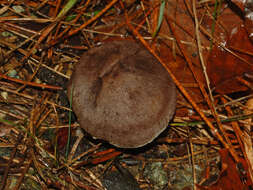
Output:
[{"xmin": 0, "ymin": 0, "xmax": 252, "ymax": 189}]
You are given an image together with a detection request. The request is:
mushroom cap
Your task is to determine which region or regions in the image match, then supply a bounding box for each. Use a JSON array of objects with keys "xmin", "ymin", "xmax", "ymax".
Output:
[{"xmin": 67, "ymin": 40, "xmax": 177, "ymax": 148}]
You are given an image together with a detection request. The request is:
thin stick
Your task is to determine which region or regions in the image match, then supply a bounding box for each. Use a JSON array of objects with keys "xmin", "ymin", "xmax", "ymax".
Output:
[{"xmin": 0, "ymin": 73, "xmax": 62, "ymax": 90}]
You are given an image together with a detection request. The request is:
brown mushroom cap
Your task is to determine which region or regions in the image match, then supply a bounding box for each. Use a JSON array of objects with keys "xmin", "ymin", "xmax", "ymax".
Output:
[{"xmin": 67, "ymin": 40, "xmax": 177, "ymax": 148}]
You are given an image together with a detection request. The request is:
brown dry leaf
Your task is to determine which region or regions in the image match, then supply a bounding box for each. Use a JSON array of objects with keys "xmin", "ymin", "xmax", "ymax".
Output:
[
  {"xmin": 207, "ymin": 25, "xmax": 253, "ymax": 94},
  {"xmin": 197, "ymin": 149, "xmax": 253, "ymax": 190},
  {"xmin": 160, "ymin": 0, "xmax": 207, "ymax": 102}
]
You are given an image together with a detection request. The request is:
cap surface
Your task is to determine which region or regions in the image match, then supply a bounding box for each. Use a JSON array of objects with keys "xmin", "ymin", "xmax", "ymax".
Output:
[{"xmin": 67, "ymin": 40, "xmax": 177, "ymax": 148}]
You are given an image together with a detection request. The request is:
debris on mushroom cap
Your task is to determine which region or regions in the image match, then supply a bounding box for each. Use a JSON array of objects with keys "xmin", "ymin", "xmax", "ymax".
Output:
[{"xmin": 67, "ymin": 40, "xmax": 177, "ymax": 148}]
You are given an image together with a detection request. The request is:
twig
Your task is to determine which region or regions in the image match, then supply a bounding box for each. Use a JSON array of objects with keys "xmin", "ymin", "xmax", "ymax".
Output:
[{"xmin": 0, "ymin": 73, "xmax": 62, "ymax": 90}]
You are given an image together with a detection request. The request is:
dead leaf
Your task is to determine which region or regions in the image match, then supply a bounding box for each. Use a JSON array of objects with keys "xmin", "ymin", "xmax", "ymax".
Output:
[
  {"xmin": 197, "ymin": 149, "xmax": 253, "ymax": 190},
  {"xmin": 207, "ymin": 25, "xmax": 253, "ymax": 94}
]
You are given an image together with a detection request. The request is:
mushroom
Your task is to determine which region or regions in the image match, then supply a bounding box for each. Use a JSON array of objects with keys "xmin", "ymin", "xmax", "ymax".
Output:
[{"xmin": 67, "ymin": 40, "xmax": 177, "ymax": 148}]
